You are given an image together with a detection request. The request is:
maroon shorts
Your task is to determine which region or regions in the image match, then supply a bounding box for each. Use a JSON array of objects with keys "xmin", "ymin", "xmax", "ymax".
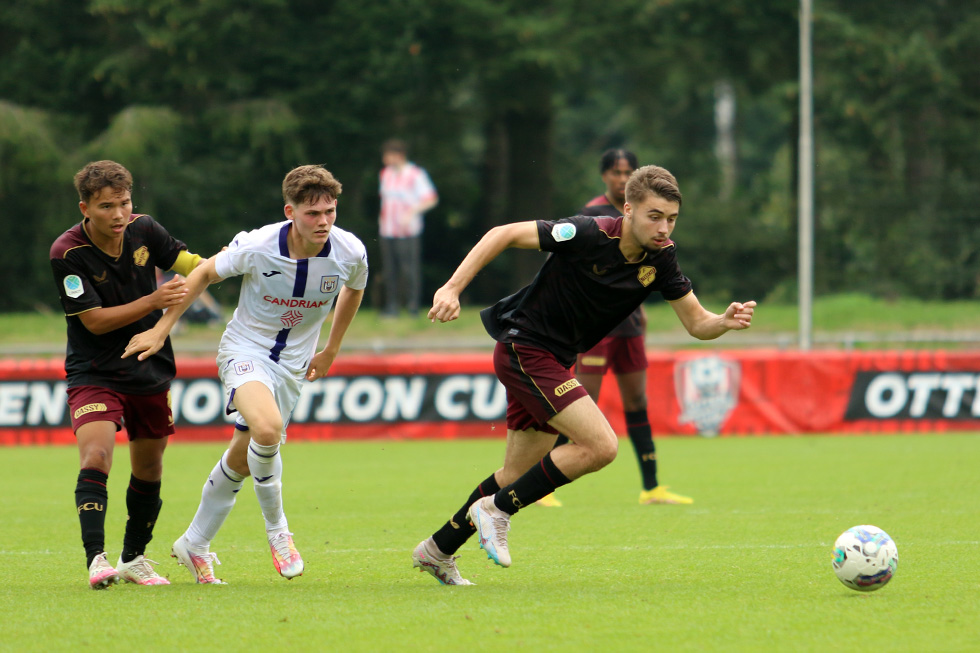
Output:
[
  {"xmin": 493, "ymin": 341, "xmax": 590, "ymax": 434},
  {"xmin": 575, "ymin": 335, "xmax": 648, "ymax": 375},
  {"xmin": 67, "ymin": 385, "xmax": 175, "ymax": 441}
]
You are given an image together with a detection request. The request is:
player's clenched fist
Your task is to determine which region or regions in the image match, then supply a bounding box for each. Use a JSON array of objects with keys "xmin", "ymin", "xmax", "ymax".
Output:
[
  {"xmin": 429, "ymin": 285, "xmax": 461, "ymax": 323},
  {"xmin": 724, "ymin": 300, "xmax": 757, "ymax": 330}
]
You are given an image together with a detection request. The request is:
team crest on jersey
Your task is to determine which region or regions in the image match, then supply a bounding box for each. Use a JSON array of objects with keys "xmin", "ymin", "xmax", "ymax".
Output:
[
  {"xmin": 234, "ymin": 361, "xmax": 254, "ymax": 375},
  {"xmin": 64, "ymin": 275, "xmax": 84, "ymax": 298},
  {"xmin": 320, "ymin": 275, "xmax": 339, "ymax": 293},
  {"xmin": 133, "ymin": 246, "xmax": 149, "ymax": 267},
  {"xmin": 637, "ymin": 266, "xmax": 656, "ymax": 287},
  {"xmin": 551, "ymin": 223, "xmax": 577, "ymax": 242},
  {"xmin": 280, "ymin": 310, "xmax": 303, "ymax": 327}
]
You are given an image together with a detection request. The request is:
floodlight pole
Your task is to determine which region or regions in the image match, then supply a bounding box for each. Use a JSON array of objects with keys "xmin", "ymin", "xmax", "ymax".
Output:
[{"xmin": 798, "ymin": 0, "xmax": 814, "ymax": 350}]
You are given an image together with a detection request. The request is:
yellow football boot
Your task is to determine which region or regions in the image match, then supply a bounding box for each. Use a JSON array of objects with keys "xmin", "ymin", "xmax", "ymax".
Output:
[{"xmin": 639, "ymin": 486, "xmax": 693, "ymax": 505}]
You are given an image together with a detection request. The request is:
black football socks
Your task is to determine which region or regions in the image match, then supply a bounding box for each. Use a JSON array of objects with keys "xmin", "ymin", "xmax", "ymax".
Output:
[
  {"xmin": 494, "ymin": 452, "xmax": 571, "ymax": 515},
  {"xmin": 121, "ymin": 475, "xmax": 162, "ymax": 563},
  {"xmin": 75, "ymin": 468, "xmax": 109, "ymax": 568},
  {"xmin": 625, "ymin": 409, "xmax": 659, "ymax": 490},
  {"xmin": 431, "ymin": 473, "xmax": 501, "ymax": 555}
]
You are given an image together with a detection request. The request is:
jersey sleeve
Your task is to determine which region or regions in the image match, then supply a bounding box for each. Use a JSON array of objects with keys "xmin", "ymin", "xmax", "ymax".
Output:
[
  {"xmin": 138, "ymin": 215, "xmax": 188, "ymax": 272},
  {"xmin": 212, "ymin": 230, "xmax": 253, "ymax": 279},
  {"xmin": 345, "ymin": 246, "xmax": 369, "ymax": 291},
  {"xmin": 50, "ymin": 256, "xmax": 101, "ymax": 316},
  {"xmin": 658, "ymin": 245, "xmax": 694, "ymax": 301},
  {"xmin": 535, "ymin": 215, "xmax": 596, "ymax": 256}
]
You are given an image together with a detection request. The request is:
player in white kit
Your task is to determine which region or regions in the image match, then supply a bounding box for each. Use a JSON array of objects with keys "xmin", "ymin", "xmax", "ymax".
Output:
[{"xmin": 124, "ymin": 165, "xmax": 368, "ymax": 582}]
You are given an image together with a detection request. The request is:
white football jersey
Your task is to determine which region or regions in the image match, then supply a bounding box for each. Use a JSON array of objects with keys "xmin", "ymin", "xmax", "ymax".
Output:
[{"xmin": 214, "ymin": 220, "xmax": 368, "ymax": 376}]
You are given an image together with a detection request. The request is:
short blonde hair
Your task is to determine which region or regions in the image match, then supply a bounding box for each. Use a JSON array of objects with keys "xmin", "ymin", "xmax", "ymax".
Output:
[
  {"xmin": 625, "ymin": 165, "xmax": 682, "ymax": 206},
  {"xmin": 282, "ymin": 165, "xmax": 342, "ymax": 205}
]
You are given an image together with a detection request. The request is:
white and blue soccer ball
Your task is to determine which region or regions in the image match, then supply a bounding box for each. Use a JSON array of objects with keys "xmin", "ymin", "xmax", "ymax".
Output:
[{"xmin": 832, "ymin": 525, "xmax": 898, "ymax": 591}]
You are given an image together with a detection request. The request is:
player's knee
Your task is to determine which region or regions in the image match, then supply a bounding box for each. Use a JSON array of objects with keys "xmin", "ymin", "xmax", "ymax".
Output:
[
  {"xmin": 80, "ymin": 447, "xmax": 112, "ymax": 471},
  {"xmin": 593, "ymin": 432, "xmax": 619, "ymax": 468},
  {"xmin": 249, "ymin": 421, "xmax": 282, "ymax": 446},
  {"xmin": 579, "ymin": 432, "xmax": 617, "ymax": 472}
]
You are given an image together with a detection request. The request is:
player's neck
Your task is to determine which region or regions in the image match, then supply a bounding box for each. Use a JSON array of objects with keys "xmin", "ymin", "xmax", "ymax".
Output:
[
  {"xmin": 82, "ymin": 219, "xmax": 124, "ymax": 258},
  {"xmin": 618, "ymin": 217, "xmax": 646, "ymax": 263}
]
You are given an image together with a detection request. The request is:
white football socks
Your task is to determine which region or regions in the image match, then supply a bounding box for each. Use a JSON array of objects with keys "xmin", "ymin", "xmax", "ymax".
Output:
[
  {"xmin": 185, "ymin": 450, "xmax": 245, "ymax": 550},
  {"xmin": 247, "ymin": 438, "xmax": 288, "ymax": 534}
]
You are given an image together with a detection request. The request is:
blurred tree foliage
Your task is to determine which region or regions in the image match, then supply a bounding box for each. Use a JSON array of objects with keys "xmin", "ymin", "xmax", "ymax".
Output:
[{"xmin": 0, "ymin": 0, "xmax": 977, "ymax": 312}]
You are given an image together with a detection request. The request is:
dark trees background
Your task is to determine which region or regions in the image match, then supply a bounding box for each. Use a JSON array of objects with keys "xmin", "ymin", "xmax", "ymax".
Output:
[{"xmin": 1, "ymin": 0, "xmax": 978, "ymax": 311}]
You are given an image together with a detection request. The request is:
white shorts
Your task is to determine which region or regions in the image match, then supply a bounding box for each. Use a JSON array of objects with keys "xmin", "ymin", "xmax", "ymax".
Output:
[{"xmin": 217, "ymin": 350, "xmax": 304, "ymax": 443}]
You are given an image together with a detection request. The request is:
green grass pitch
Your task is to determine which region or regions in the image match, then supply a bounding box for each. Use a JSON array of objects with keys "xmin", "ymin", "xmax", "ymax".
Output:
[{"xmin": 2, "ymin": 434, "xmax": 978, "ymax": 652}]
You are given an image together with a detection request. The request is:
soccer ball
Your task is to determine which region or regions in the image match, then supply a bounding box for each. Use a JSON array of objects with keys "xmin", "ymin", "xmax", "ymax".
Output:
[{"xmin": 832, "ymin": 525, "xmax": 898, "ymax": 591}]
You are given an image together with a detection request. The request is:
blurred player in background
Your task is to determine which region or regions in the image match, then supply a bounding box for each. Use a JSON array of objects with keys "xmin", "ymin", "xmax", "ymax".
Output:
[
  {"xmin": 50, "ymin": 160, "xmax": 205, "ymax": 588},
  {"xmin": 378, "ymin": 138, "xmax": 438, "ymax": 318},
  {"xmin": 412, "ymin": 165, "xmax": 755, "ymax": 585},
  {"xmin": 539, "ymin": 149, "xmax": 692, "ymax": 508},
  {"xmin": 124, "ymin": 165, "xmax": 368, "ymax": 583}
]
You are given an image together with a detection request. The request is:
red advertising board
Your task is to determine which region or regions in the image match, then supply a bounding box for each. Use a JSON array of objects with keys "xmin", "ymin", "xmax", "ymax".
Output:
[{"xmin": 1, "ymin": 349, "xmax": 979, "ymax": 445}]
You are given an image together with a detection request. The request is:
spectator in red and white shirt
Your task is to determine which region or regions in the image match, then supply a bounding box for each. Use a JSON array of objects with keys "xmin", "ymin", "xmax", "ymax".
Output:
[{"xmin": 378, "ymin": 139, "xmax": 438, "ymax": 317}]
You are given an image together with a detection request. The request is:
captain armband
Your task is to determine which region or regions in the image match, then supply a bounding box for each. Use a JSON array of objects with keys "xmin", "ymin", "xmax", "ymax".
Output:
[{"xmin": 170, "ymin": 250, "xmax": 203, "ymax": 276}]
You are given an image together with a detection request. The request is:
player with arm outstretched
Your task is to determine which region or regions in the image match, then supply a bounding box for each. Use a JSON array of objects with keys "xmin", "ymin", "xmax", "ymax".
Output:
[
  {"xmin": 124, "ymin": 165, "xmax": 367, "ymax": 583},
  {"xmin": 412, "ymin": 165, "xmax": 755, "ymax": 585},
  {"xmin": 540, "ymin": 148, "xmax": 692, "ymax": 508},
  {"xmin": 50, "ymin": 160, "xmax": 205, "ymax": 589}
]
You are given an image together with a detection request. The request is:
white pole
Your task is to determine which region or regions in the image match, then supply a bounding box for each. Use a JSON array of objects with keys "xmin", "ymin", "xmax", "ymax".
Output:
[{"xmin": 798, "ymin": 0, "xmax": 814, "ymax": 350}]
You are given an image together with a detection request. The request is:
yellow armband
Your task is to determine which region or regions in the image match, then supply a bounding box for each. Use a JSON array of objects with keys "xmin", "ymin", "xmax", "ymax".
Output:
[{"xmin": 170, "ymin": 250, "xmax": 202, "ymax": 276}]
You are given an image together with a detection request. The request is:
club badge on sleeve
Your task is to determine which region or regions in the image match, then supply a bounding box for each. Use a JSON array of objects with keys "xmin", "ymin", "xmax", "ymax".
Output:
[
  {"xmin": 551, "ymin": 223, "xmax": 577, "ymax": 242},
  {"xmin": 64, "ymin": 275, "xmax": 84, "ymax": 298}
]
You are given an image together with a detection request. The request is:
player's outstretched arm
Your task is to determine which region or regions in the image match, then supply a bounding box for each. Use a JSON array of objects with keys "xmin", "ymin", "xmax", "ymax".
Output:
[
  {"xmin": 428, "ymin": 221, "xmax": 539, "ymax": 323},
  {"xmin": 306, "ymin": 286, "xmax": 365, "ymax": 381},
  {"xmin": 670, "ymin": 293, "xmax": 756, "ymax": 340},
  {"xmin": 122, "ymin": 257, "xmax": 224, "ymax": 361}
]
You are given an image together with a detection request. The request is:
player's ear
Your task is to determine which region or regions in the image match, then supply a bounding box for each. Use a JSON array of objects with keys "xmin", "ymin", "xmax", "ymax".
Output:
[
  {"xmin": 284, "ymin": 203, "xmax": 294, "ymax": 220},
  {"xmin": 79, "ymin": 201, "xmax": 89, "ymax": 218}
]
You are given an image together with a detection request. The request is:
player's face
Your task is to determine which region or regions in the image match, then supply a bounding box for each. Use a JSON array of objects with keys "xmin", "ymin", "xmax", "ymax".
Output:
[
  {"xmin": 625, "ymin": 194, "xmax": 679, "ymax": 253},
  {"xmin": 79, "ymin": 187, "xmax": 133, "ymax": 243},
  {"xmin": 286, "ymin": 196, "xmax": 337, "ymax": 247},
  {"xmin": 601, "ymin": 158, "xmax": 635, "ymax": 203}
]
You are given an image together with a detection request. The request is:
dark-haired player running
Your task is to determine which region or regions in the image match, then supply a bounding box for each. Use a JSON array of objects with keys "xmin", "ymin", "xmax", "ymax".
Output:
[
  {"xmin": 50, "ymin": 160, "xmax": 204, "ymax": 588},
  {"xmin": 412, "ymin": 165, "xmax": 755, "ymax": 585}
]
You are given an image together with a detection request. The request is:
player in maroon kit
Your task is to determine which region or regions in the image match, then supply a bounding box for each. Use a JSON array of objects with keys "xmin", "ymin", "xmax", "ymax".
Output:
[
  {"xmin": 50, "ymin": 160, "xmax": 204, "ymax": 588},
  {"xmin": 540, "ymin": 149, "xmax": 692, "ymax": 508},
  {"xmin": 411, "ymin": 165, "xmax": 756, "ymax": 584}
]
